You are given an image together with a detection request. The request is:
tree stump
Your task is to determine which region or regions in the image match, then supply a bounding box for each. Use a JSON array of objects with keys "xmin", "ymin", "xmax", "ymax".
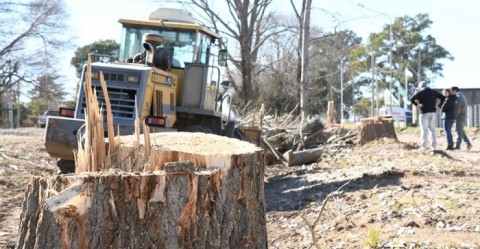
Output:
[
  {"xmin": 16, "ymin": 132, "xmax": 267, "ymax": 249},
  {"xmin": 357, "ymin": 116, "xmax": 397, "ymax": 145},
  {"xmin": 327, "ymin": 101, "xmax": 335, "ymax": 125}
]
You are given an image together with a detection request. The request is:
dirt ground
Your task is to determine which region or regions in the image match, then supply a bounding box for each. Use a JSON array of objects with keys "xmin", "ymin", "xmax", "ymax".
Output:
[{"xmin": 0, "ymin": 127, "xmax": 479, "ymax": 248}]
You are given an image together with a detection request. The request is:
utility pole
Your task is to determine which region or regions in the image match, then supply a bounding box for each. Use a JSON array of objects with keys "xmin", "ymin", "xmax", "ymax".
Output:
[
  {"xmin": 376, "ymin": 67, "xmax": 380, "ymax": 115},
  {"xmin": 412, "ymin": 48, "xmax": 421, "ymax": 125},
  {"xmin": 388, "ymin": 23, "xmax": 393, "ymax": 114},
  {"xmin": 8, "ymin": 101, "xmax": 14, "ymax": 129},
  {"xmin": 417, "ymin": 48, "xmax": 421, "ymax": 83},
  {"xmin": 16, "ymin": 82, "xmax": 21, "ymax": 128},
  {"xmin": 352, "ymin": 79, "xmax": 355, "ymax": 122},
  {"xmin": 370, "ymin": 51, "xmax": 375, "ymax": 117},
  {"xmin": 404, "ymin": 68, "xmax": 408, "ymax": 110},
  {"xmin": 340, "ymin": 58, "xmax": 344, "ymax": 124}
]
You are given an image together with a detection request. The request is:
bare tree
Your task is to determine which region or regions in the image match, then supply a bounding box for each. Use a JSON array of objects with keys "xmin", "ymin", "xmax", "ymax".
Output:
[
  {"xmin": 177, "ymin": 0, "xmax": 287, "ymax": 106},
  {"xmin": 256, "ymin": 14, "xmax": 298, "ymax": 114},
  {"xmin": 290, "ymin": 0, "xmax": 312, "ymax": 118},
  {"xmin": 0, "ymin": 0, "xmax": 69, "ymax": 124}
]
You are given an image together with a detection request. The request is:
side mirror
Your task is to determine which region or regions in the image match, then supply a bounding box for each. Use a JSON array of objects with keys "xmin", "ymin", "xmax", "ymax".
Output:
[{"xmin": 218, "ymin": 49, "xmax": 227, "ymax": 66}]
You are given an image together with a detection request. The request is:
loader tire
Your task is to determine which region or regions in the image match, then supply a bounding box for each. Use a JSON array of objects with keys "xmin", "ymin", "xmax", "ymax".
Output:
[
  {"xmin": 185, "ymin": 125, "xmax": 213, "ymax": 134},
  {"xmin": 233, "ymin": 128, "xmax": 246, "ymax": 140},
  {"xmin": 57, "ymin": 159, "xmax": 75, "ymax": 174}
]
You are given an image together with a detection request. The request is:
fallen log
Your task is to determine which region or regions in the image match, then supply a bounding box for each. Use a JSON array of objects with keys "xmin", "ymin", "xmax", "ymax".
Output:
[
  {"xmin": 16, "ymin": 133, "xmax": 268, "ymax": 249},
  {"xmin": 283, "ymin": 147, "xmax": 323, "ymax": 166}
]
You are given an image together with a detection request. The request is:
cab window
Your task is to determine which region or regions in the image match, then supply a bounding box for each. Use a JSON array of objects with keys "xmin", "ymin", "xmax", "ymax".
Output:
[{"xmin": 119, "ymin": 25, "xmax": 197, "ymax": 69}]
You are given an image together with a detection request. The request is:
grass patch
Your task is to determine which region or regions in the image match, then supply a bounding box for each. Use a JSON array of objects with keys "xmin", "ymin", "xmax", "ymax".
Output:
[
  {"xmin": 438, "ymin": 167, "xmax": 455, "ymax": 175},
  {"xmin": 396, "ymin": 125, "xmax": 478, "ymax": 133},
  {"xmin": 364, "ymin": 227, "xmax": 382, "ymax": 248},
  {"xmin": 395, "ymin": 125, "xmax": 419, "ymax": 133},
  {"xmin": 1, "ymin": 149, "xmax": 25, "ymax": 158},
  {"xmin": 445, "ymin": 198, "xmax": 460, "ymax": 211},
  {"xmin": 394, "ymin": 201, "xmax": 405, "ymax": 212}
]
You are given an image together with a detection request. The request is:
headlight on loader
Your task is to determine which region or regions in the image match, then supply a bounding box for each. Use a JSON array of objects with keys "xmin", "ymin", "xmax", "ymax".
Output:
[
  {"xmin": 127, "ymin": 75, "xmax": 140, "ymax": 83},
  {"xmin": 91, "ymin": 71, "xmax": 99, "ymax": 79}
]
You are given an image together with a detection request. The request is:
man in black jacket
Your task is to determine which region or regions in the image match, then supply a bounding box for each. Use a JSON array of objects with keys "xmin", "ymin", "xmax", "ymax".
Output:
[
  {"xmin": 441, "ymin": 89, "xmax": 457, "ymax": 150},
  {"xmin": 410, "ymin": 81, "xmax": 446, "ymax": 151}
]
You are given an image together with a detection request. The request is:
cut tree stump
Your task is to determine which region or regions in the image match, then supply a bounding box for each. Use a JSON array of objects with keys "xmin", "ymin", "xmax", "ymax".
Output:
[
  {"xmin": 327, "ymin": 101, "xmax": 335, "ymax": 125},
  {"xmin": 16, "ymin": 132, "xmax": 267, "ymax": 249},
  {"xmin": 357, "ymin": 116, "xmax": 397, "ymax": 144}
]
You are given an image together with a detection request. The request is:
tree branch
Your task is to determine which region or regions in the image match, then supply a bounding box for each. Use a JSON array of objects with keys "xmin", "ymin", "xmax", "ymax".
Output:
[{"xmin": 302, "ymin": 179, "xmax": 352, "ymax": 248}]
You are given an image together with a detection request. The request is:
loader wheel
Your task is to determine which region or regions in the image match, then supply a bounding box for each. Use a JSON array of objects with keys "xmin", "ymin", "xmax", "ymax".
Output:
[
  {"xmin": 233, "ymin": 128, "xmax": 246, "ymax": 140},
  {"xmin": 57, "ymin": 159, "xmax": 75, "ymax": 174},
  {"xmin": 185, "ymin": 125, "xmax": 213, "ymax": 134}
]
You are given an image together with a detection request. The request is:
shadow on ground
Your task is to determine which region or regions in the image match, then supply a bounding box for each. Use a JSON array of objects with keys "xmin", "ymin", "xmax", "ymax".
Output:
[{"xmin": 264, "ymin": 168, "xmax": 404, "ymax": 212}]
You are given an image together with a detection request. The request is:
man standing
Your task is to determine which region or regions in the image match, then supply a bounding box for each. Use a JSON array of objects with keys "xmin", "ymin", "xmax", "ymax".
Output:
[
  {"xmin": 451, "ymin": 86, "xmax": 472, "ymax": 150},
  {"xmin": 441, "ymin": 89, "xmax": 457, "ymax": 150},
  {"xmin": 410, "ymin": 81, "xmax": 446, "ymax": 151}
]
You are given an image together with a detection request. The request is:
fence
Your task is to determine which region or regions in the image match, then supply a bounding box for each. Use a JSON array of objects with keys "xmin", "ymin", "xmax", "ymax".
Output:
[
  {"xmin": 0, "ymin": 104, "xmax": 16, "ymax": 128},
  {"xmin": 468, "ymin": 104, "xmax": 480, "ymax": 127}
]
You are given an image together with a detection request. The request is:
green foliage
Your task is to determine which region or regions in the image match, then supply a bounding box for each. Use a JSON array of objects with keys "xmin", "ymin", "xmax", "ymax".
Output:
[
  {"xmin": 70, "ymin": 40, "xmax": 119, "ymax": 78},
  {"xmin": 307, "ymin": 30, "xmax": 363, "ymax": 119},
  {"xmin": 2, "ymin": 149, "xmax": 25, "ymax": 158},
  {"xmin": 28, "ymin": 74, "xmax": 66, "ymax": 109},
  {"xmin": 349, "ymin": 45, "xmax": 370, "ymax": 73},
  {"xmin": 62, "ymin": 100, "xmax": 76, "ymax": 109},
  {"xmin": 352, "ymin": 98, "xmax": 371, "ymax": 118},
  {"xmin": 364, "ymin": 227, "xmax": 382, "ymax": 248},
  {"xmin": 27, "ymin": 99, "xmax": 47, "ymax": 124},
  {"xmin": 446, "ymin": 198, "xmax": 460, "ymax": 211},
  {"xmin": 349, "ymin": 13, "xmax": 453, "ymax": 101},
  {"xmin": 394, "ymin": 201, "xmax": 404, "ymax": 212},
  {"xmin": 395, "ymin": 126, "xmax": 420, "ymax": 133}
]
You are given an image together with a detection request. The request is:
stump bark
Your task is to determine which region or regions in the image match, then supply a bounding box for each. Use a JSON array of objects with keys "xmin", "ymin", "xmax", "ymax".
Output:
[
  {"xmin": 16, "ymin": 132, "xmax": 267, "ymax": 249},
  {"xmin": 357, "ymin": 116, "xmax": 397, "ymax": 144}
]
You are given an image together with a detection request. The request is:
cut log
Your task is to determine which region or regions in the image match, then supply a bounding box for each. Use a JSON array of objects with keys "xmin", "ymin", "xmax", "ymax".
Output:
[
  {"xmin": 327, "ymin": 101, "xmax": 335, "ymax": 125},
  {"xmin": 282, "ymin": 148, "xmax": 323, "ymax": 166},
  {"xmin": 16, "ymin": 132, "xmax": 267, "ymax": 249},
  {"xmin": 357, "ymin": 116, "xmax": 397, "ymax": 144},
  {"xmin": 301, "ymin": 117, "xmax": 324, "ymax": 134},
  {"xmin": 266, "ymin": 132, "xmax": 295, "ymax": 152}
]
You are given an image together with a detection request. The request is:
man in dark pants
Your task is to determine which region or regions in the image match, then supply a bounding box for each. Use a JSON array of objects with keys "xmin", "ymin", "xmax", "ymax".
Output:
[
  {"xmin": 451, "ymin": 86, "xmax": 472, "ymax": 150},
  {"xmin": 410, "ymin": 81, "xmax": 446, "ymax": 151},
  {"xmin": 441, "ymin": 88, "xmax": 457, "ymax": 150}
]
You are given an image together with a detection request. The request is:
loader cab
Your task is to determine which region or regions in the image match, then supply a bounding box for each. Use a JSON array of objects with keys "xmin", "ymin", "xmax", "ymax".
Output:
[
  {"xmin": 114, "ymin": 8, "xmax": 234, "ymax": 135},
  {"xmin": 118, "ymin": 8, "xmax": 225, "ymax": 109},
  {"xmin": 118, "ymin": 9, "xmax": 220, "ymax": 69}
]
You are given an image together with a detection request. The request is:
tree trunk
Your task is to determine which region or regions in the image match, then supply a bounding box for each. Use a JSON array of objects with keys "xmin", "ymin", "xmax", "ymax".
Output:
[
  {"xmin": 299, "ymin": 0, "xmax": 312, "ymax": 117},
  {"xmin": 357, "ymin": 116, "xmax": 397, "ymax": 145},
  {"xmin": 16, "ymin": 132, "xmax": 267, "ymax": 249},
  {"xmin": 327, "ymin": 100, "xmax": 335, "ymax": 125}
]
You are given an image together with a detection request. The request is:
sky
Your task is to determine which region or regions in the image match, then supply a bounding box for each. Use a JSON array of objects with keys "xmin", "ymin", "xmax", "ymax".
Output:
[{"xmin": 62, "ymin": 0, "xmax": 479, "ymax": 96}]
